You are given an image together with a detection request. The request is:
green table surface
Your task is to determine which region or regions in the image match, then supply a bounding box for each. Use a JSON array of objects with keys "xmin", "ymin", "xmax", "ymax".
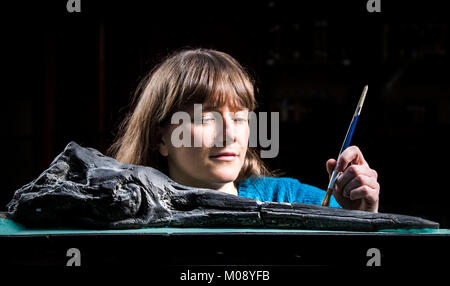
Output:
[{"xmin": 1, "ymin": 217, "xmax": 449, "ymax": 236}]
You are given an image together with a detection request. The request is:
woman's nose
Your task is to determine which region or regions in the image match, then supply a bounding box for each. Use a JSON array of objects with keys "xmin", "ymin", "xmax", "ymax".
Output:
[{"xmin": 216, "ymin": 113, "xmax": 236, "ymax": 146}]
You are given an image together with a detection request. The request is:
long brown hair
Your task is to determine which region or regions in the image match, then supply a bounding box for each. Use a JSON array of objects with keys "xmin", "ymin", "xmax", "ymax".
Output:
[{"xmin": 108, "ymin": 48, "xmax": 279, "ymax": 186}]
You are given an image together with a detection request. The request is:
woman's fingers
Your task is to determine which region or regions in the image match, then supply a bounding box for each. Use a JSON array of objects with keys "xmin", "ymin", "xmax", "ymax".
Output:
[
  {"xmin": 336, "ymin": 164, "xmax": 378, "ymax": 193},
  {"xmin": 335, "ymin": 146, "xmax": 367, "ymax": 172},
  {"xmin": 339, "ymin": 173, "xmax": 380, "ymax": 198},
  {"xmin": 349, "ymin": 185, "xmax": 378, "ymax": 202}
]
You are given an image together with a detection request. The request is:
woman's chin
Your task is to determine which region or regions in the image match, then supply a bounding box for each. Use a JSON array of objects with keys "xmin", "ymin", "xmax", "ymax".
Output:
[{"xmin": 209, "ymin": 172, "xmax": 238, "ymax": 183}]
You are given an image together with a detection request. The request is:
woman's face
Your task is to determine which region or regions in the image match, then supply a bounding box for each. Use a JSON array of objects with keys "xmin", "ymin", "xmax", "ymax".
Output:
[{"xmin": 159, "ymin": 102, "xmax": 250, "ymax": 189}]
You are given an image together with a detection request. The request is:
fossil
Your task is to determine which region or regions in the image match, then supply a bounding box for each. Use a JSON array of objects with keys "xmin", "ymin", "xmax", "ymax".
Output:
[{"xmin": 6, "ymin": 142, "xmax": 439, "ymax": 231}]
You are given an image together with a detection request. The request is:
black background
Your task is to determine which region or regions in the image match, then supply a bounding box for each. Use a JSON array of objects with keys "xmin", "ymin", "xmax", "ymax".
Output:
[
  {"xmin": 1, "ymin": 0, "xmax": 449, "ymax": 227},
  {"xmin": 1, "ymin": 232, "xmax": 447, "ymax": 279}
]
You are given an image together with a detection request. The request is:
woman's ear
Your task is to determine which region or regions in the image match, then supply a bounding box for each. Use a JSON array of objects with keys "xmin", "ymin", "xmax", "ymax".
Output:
[{"xmin": 157, "ymin": 126, "xmax": 169, "ymax": 157}]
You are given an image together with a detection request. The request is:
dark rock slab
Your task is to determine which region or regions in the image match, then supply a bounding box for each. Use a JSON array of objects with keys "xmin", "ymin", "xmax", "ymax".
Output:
[{"xmin": 6, "ymin": 142, "xmax": 439, "ymax": 231}]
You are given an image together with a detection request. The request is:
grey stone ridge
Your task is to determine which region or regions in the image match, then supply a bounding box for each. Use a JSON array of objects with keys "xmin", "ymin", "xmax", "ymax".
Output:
[{"xmin": 6, "ymin": 142, "xmax": 439, "ymax": 231}]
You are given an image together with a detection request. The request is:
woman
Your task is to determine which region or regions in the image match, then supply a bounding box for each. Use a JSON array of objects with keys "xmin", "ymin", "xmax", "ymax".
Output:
[{"xmin": 108, "ymin": 48, "xmax": 380, "ymax": 213}]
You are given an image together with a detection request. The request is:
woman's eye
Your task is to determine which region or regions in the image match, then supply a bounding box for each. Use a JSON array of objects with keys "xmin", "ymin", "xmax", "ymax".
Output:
[
  {"xmin": 193, "ymin": 115, "xmax": 247, "ymax": 124},
  {"xmin": 234, "ymin": 117, "xmax": 247, "ymax": 123},
  {"xmin": 191, "ymin": 117, "xmax": 214, "ymax": 124},
  {"xmin": 202, "ymin": 117, "xmax": 214, "ymax": 124}
]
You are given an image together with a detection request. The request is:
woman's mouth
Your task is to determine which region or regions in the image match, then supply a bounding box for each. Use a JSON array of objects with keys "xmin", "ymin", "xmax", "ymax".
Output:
[{"xmin": 210, "ymin": 152, "xmax": 238, "ymax": 161}]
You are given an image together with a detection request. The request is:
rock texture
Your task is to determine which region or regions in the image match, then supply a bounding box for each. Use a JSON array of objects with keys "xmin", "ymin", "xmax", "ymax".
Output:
[{"xmin": 6, "ymin": 142, "xmax": 439, "ymax": 231}]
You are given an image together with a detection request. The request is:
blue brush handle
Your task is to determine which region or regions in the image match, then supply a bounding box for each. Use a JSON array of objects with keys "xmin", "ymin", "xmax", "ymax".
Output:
[{"xmin": 339, "ymin": 114, "xmax": 359, "ymax": 154}]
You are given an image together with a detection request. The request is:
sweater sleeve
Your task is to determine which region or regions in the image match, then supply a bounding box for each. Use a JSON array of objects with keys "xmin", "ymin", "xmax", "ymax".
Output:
[
  {"xmin": 282, "ymin": 177, "xmax": 341, "ymax": 208},
  {"xmin": 238, "ymin": 176, "xmax": 341, "ymax": 208}
]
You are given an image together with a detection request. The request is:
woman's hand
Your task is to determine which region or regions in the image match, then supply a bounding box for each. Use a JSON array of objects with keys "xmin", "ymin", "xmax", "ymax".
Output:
[{"xmin": 326, "ymin": 146, "xmax": 380, "ymax": 213}]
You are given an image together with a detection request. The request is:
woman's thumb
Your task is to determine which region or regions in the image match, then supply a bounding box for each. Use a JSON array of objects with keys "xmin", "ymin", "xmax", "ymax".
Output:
[{"xmin": 326, "ymin": 159, "xmax": 337, "ymax": 178}]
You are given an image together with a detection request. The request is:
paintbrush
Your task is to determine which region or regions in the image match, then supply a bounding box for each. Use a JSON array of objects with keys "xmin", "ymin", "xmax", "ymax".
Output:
[{"xmin": 321, "ymin": 85, "xmax": 368, "ymax": 206}]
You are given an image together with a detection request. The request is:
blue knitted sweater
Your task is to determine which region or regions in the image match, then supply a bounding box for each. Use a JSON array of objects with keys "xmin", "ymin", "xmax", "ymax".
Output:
[{"xmin": 237, "ymin": 176, "xmax": 341, "ymax": 208}]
